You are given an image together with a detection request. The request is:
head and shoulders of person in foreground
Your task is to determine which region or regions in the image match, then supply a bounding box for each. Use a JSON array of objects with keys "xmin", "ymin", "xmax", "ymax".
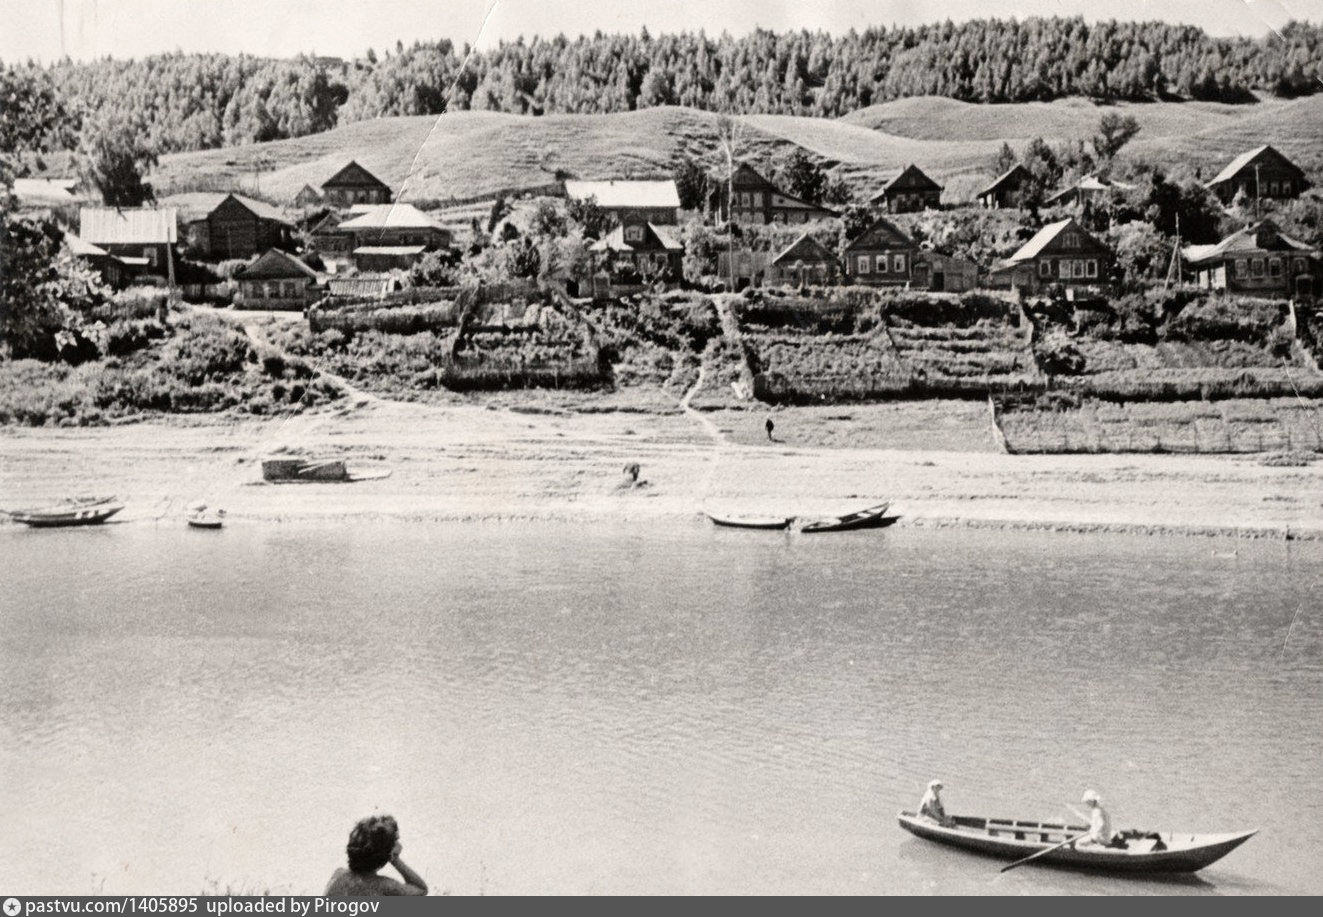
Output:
[{"xmin": 325, "ymin": 814, "xmax": 429, "ymax": 896}]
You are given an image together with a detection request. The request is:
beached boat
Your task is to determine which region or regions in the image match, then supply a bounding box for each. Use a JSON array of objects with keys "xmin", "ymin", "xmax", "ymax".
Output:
[
  {"xmin": 897, "ymin": 811, "xmax": 1257, "ymax": 874},
  {"xmin": 261, "ymin": 458, "xmax": 349, "ymax": 483},
  {"xmin": 185, "ymin": 502, "xmax": 225, "ymax": 529},
  {"xmin": 3, "ymin": 496, "xmax": 124, "ymax": 528},
  {"xmin": 706, "ymin": 513, "xmax": 795, "ymax": 530},
  {"xmin": 800, "ymin": 502, "xmax": 895, "ymax": 533}
]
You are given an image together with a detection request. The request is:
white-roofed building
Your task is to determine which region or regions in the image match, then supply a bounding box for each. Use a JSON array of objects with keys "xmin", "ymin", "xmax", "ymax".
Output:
[
  {"xmin": 79, "ymin": 207, "xmax": 178, "ymax": 283},
  {"xmin": 564, "ymin": 179, "xmax": 681, "ymax": 226}
]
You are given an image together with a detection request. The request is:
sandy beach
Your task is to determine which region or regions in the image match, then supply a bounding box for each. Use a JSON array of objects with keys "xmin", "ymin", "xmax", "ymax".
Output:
[{"xmin": 2, "ymin": 392, "xmax": 1321, "ymax": 540}]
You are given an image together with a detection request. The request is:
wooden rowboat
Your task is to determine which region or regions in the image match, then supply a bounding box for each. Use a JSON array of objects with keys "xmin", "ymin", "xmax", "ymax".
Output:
[
  {"xmin": 706, "ymin": 513, "xmax": 794, "ymax": 530},
  {"xmin": 897, "ymin": 811, "xmax": 1257, "ymax": 874},
  {"xmin": 261, "ymin": 458, "xmax": 348, "ymax": 482},
  {"xmin": 3, "ymin": 496, "xmax": 124, "ymax": 528},
  {"xmin": 800, "ymin": 502, "xmax": 895, "ymax": 533}
]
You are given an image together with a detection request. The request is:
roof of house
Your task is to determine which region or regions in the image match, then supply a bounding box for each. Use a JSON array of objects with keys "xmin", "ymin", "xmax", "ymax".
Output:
[
  {"xmin": 14, "ymin": 177, "xmax": 80, "ymax": 205},
  {"xmin": 325, "ymin": 277, "xmax": 398, "ymax": 298},
  {"xmin": 870, "ymin": 164, "xmax": 943, "ymax": 199},
  {"xmin": 844, "ymin": 215, "xmax": 916, "ymax": 252},
  {"xmin": 1043, "ymin": 174, "xmax": 1134, "ymax": 206},
  {"xmin": 353, "ymin": 245, "xmax": 427, "ymax": 256},
  {"xmin": 337, "ymin": 204, "xmax": 444, "ymax": 231},
  {"xmin": 80, "ymin": 207, "xmax": 178, "ymax": 245},
  {"xmin": 322, "ymin": 160, "xmax": 392, "ymax": 191},
  {"xmin": 1181, "ymin": 220, "xmax": 1317, "ymax": 264},
  {"xmin": 164, "ymin": 192, "xmax": 293, "ymax": 225},
  {"xmin": 234, "ymin": 248, "xmax": 319, "ymax": 280},
  {"xmin": 1007, "ymin": 218, "xmax": 1109, "ymax": 262},
  {"xmin": 1205, "ymin": 145, "xmax": 1304, "ymax": 188},
  {"xmin": 589, "ymin": 223, "xmax": 683, "ymax": 253},
  {"xmin": 771, "ymin": 232, "xmax": 836, "ymax": 266},
  {"xmin": 977, "ymin": 164, "xmax": 1029, "ymax": 198},
  {"xmin": 62, "ymin": 231, "xmax": 110, "ymax": 258},
  {"xmin": 565, "ymin": 179, "xmax": 681, "ymax": 210}
]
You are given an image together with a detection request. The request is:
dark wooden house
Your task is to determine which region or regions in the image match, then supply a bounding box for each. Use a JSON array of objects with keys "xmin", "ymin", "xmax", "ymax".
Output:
[
  {"xmin": 764, "ymin": 232, "xmax": 840, "ymax": 285},
  {"xmin": 589, "ymin": 222, "xmax": 683, "ymax": 279},
  {"xmin": 1205, "ymin": 146, "xmax": 1309, "ymax": 206},
  {"xmin": 990, "ymin": 217, "xmax": 1112, "ymax": 293},
  {"xmin": 233, "ymin": 248, "xmax": 321, "ymax": 310},
  {"xmin": 843, "ymin": 216, "xmax": 918, "ymax": 286},
  {"xmin": 564, "ymin": 180, "xmax": 681, "ymax": 227},
  {"xmin": 1182, "ymin": 220, "xmax": 1318, "ymax": 299},
  {"xmin": 79, "ymin": 207, "xmax": 178, "ymax": 283},
  {"xmin": 321, "ymin": 161, "xmax": 393, "ymax": 207},
  {"xmin": 63, "ymin": 231, "xmax": 129, "ymax": 289},
  {"xmin": 913, "ymin": 251, "xmax": 980, "ymax": 293},
  {"xmin": 869, "ymin": 164, "xmax": 943, "ymax": 213},
  {"xmin": 719, "ymin": 163, "xmax": 839, "ymax": 225},
  {"xmin": 189, "ymin": 193, "xmax": 294, "ymax": 260},
  {"xmin": 977, "ymin": 165, "xmax": 1030, "ymax": 209}
]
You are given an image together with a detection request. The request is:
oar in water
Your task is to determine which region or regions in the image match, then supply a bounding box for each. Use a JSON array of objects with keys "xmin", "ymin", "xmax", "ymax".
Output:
[{"xmin": 999, "ymin": 832, "xmax": 1088, "ymax": 873}]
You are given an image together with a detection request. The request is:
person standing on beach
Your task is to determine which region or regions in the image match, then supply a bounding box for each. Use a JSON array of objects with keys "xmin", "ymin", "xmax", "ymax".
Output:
[
  {"xmin": 325, "ymin": 814, "xmax": 429, "ymax": 896},
  {"xmin": 766, "ymin": 417, "xmax": 775, "ymax": 441}
]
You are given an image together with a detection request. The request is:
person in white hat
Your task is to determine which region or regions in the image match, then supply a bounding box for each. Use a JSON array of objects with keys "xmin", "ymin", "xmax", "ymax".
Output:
[
  {"xmin": 917, "ymin": 779, "xmax": 954, "ymax": 827},
  {"xmin": 1077, "ymin": 789, "xmax": 1126, "ymax": 849}
]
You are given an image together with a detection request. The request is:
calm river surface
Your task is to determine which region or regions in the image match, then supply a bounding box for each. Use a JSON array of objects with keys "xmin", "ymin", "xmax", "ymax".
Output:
[{"xmin": 2, "ymin": 521, "xmax": 1320, "ymax": 895}]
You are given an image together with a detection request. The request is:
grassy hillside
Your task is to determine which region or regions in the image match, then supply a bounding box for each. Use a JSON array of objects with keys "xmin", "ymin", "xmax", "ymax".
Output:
[{"xmin": 151, "ymin": 97, "xmax": 1323, "ymax": 209}]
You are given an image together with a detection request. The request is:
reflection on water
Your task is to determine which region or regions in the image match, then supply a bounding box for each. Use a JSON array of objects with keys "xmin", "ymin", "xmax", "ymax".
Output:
[{"xmin": 1, "ymin": 522, "xmax": 1320, "ymax": 895}]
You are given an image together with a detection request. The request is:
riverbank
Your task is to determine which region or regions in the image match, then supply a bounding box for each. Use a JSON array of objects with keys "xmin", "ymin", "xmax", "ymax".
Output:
[{"xmin": 2, "ymin": 394, "xmax": 1320, "ymax": 540}]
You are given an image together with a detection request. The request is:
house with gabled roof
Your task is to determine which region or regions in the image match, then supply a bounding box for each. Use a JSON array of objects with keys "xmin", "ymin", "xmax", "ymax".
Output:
[
  {"xmin": 564, "ymin": 179, "xmax": 681, "ymax": 226},
  {"xmin": 1043, "ymin": 174, "xmax": 1134, "ymax": 209},
  {"xmin": 79, "ymin": 207, "xmax": 178, "ymax": 283},
  {"xmin": 869, "ymin": 164, "xmax": 942, "ymax": 213},
  {"xmin": 233, "ymin": 248, "xmax": 322, "ymax": 311},
  {"xmin": 334, "ymin": 203, "xmax": 452, "ymax": 271},
  {"xmin": 720, "ymin": 163, "xmax": 839, "ymax": 225},
  {"xmin": 181, "ymin": 193, "xmax": 294, "ymax": 260},
  {"xmin": 843, "ymin": 215, "xmax": 918, "ymax": 286},
  {"xmin": 321, "ymin": 160, "xmax": 393, "ymax": 206},
  {"xmin": 989, "ymin": 217, "xmax": 1112, "ymax": 293},
  {"xmin": 589, "ymin": 221, "xmax": 683, "ymax": 280},
  {"xmin": 1182, "ymin": 220, "xmax": 1318, "ymax": 299},
  {"xmin": 764, "ymin": 232, "xmax": 840, "ymax": 286},
  {"xmin": 293, "ymin": 184, "xmax": 323, "ymax": 208},
  {"xmin": 978, "ymin": 165, "xmax": 1031, "ymax": 210},
  {"xmin": 1204, "ymin": 145, "xmax": 1309, "ymax": 206}
]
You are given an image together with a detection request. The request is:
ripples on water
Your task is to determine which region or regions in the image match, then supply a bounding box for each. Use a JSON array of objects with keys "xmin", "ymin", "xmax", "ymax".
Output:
[{"xmin": 1, "ymin": 522, "xmax": 1320, "ymax": 895}]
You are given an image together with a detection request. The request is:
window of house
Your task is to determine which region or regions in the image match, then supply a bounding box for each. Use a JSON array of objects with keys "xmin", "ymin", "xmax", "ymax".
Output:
[
  {"xmin": 1059, "ymin": 260, "xmax": 1071, "ymax": 279},
  {"xmin": 1039, "ymin": 260, "xmax": 1052, "ymax": 278},
  {"xmin": 857, "ymin": 255, "xmax": 871, "ymax": 274},
  {"xmin": 1295, "ymin": 258, "xmax": 1307, "ymax": 274},
  {"xmin": 1072, "ymin": 260, "xmax": 1086, "ymax": 278},
  {"xmin": 1251, "ymin": 258, "xmax": 1265, "ymax": 277},
  {"xmin": 1233, "ymin": 259, "xmax": 1248, "ymax": 279},
  {"xmin": 1064, "ymin": 233, "xmax": 1080, "ymax": 249},
  {"xmin": 1269, "ymin": 258, "xmax": 1283, "ymax": 278},
  {"xmin": 624, "ymin": 225, "xmax": 644, "ymax": 242},
  {"xmin": 876, "ymin": 255, "xmax": 889, "ymax": 274},
  {"xmin": 893, "ymin": 254, "xmax": 905, "ymax": 273}
]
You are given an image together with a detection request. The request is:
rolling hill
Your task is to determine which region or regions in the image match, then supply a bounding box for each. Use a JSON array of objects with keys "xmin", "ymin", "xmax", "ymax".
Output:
[{"xmin": 150, "ymin": 97, "xmax": 1323, "ymax": 209}]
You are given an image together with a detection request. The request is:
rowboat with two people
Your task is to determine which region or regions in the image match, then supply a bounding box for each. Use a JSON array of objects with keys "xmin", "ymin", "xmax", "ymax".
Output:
[
  {"xmin": 897, "ymin": 811, "xmax": 1257, "ymax": 875},
  {"xmin": 2, "ymin": 495, "xmax": 125, "ymax": 528},
  {"xmin": 800, "ymin": 501, "xmax": 898, "ymax": 533}
]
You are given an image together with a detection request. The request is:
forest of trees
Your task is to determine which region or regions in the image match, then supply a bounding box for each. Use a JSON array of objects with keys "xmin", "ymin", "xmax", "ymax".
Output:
[{"xmin": 2, "ymin": 17, "xmax": 1322, "ymax": 159}]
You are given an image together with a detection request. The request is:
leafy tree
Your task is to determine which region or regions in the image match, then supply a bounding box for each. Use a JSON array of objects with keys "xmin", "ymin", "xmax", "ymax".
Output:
[
  {"xmin": 80, "ymin": 113, "xmax": 158, "ymax": 206},
  {"xmin": 1020, "ymin": 137, "xmax": 1063, "ymax": 210},
  {"xmin": 822, "ymin": 175, "xmax": 852, "ymax": 206},
  {"xmin": 672, "ymin": 157, "xmax": 710, "ymax": 212},
  {"xmin": 840, "ymin": 204, "xmax": 874, "ymax": 241},
  {"xmin": 1, "ymin": 215, "xmax": 110, "ymax": 361},
  {"xmin": 529, "ymin": 198, "xmax": 568, "ymax": 238},
  {"xmin": 487, "ymin": 195, "xmax": 510, "ymax": 233},
  {"xmin": 776, "ymin": 148, "xmax": 827, "ymax": 204},
  {"xmin": 566, "ymin": 194, "xmax": 610, "ymax": 240},
  {"xmin": 1093, "ymin": 113, "xmax": 1141, "ymax": 162},
  {"xmin": 1108, "ymin": 220, "xmax": 1172, "ymax": 290},
  {"xmin": 990, "ymin": 142, "xmax": 1017, "ymax": 177}
]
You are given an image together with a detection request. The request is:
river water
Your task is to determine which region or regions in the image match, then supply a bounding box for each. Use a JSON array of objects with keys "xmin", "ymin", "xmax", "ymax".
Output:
[{"xmin": 2, "ymin": 521, "xmax": 1320, "ymax": 895}]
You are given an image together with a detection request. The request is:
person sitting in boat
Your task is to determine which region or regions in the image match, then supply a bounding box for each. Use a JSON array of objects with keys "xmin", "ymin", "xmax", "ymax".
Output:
[
  {"xmin": 1076, "ymin": 790, "xmax": 1127, "ymax": 850},
  {"xmin": 325, "ymin": 814, "xmax": 429, "ymax": 896},
  {"xmin": 917, "ymin": 779, "xmax": 955, "ymax": 827}
]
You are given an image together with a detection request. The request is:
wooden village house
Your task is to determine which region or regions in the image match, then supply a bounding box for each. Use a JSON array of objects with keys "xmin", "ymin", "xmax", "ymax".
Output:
[
  {"xmin": 1182, "ymin": 220, "xmax": 1319, "ymax": 299},
  {"xmin": 977, "ymin": 165, "xmax": 1030, "ymax": 209},
  {"xmin": 233, "ymin": 248, "xmax": 321, "ymax": 310},
  {"xmin": 763, "ymin": 232, "xmax": 841, "ymax": 286},
  {"xmin": 320, "ymin": 161, "xmax": 393, "ymax": 206},
  {"xmin": 185, "ymin": 193, "xmax": 294, "ymax": 260},
  {"xmin": 588, "ymin": 222, "xmax": 683, "ymax": 281},
  {"xmin": 62, "ymin": 232, "xmax": 130, "ymax": 289},
  {"xmin": 1204, "ymin": 145, "xmax": 1310, "ymax": 206},
  {"xmin": 78, "ymin": 207, "xmax": 178, "ymax": 284},
  {"xmin": 719, "ymin": 163, "xmax": 839, "ymax": 225},
  {"xmin": 869, "ymin": 164, "xmax": 943, "ymax": 213},
  {"xmin": 564, "ymin": 179, "xmax": 681, "ymax": 226},
  {"xmin": 328, "ymin": 203, "xmax": 452, "ymax": 272},
  {"xmin": 1043, "ymin": 174, "xmax": 1135, "ymax": 209},
  {"xmin": 843, "ymin": 216, "xmax": 919, "ymax": 287},
  {"xmin": 989, "ymin": 217, "xmax": 1113, "ymax": 293}
]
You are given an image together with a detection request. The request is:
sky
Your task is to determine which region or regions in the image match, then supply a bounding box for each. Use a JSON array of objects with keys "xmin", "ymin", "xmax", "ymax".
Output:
[{"xmin": 2, "ymin": 0, "xmax": 1322, "ymax": 63}]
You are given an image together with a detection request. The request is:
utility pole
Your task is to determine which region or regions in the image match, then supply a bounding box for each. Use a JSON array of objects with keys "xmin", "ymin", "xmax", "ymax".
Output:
[{"xmin": 1254, "ymin": 163, "xmax": 1261, "ymax": 221}]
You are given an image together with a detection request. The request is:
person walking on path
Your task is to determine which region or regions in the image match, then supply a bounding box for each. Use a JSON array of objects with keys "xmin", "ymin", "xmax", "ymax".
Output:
[
  {"xmin": 765, "ymin": 417, "xmax": 775, "ymax": 441},
  {"xmin": 325, "ymin": 814, "xmax": 429, "ymax": 896}
]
